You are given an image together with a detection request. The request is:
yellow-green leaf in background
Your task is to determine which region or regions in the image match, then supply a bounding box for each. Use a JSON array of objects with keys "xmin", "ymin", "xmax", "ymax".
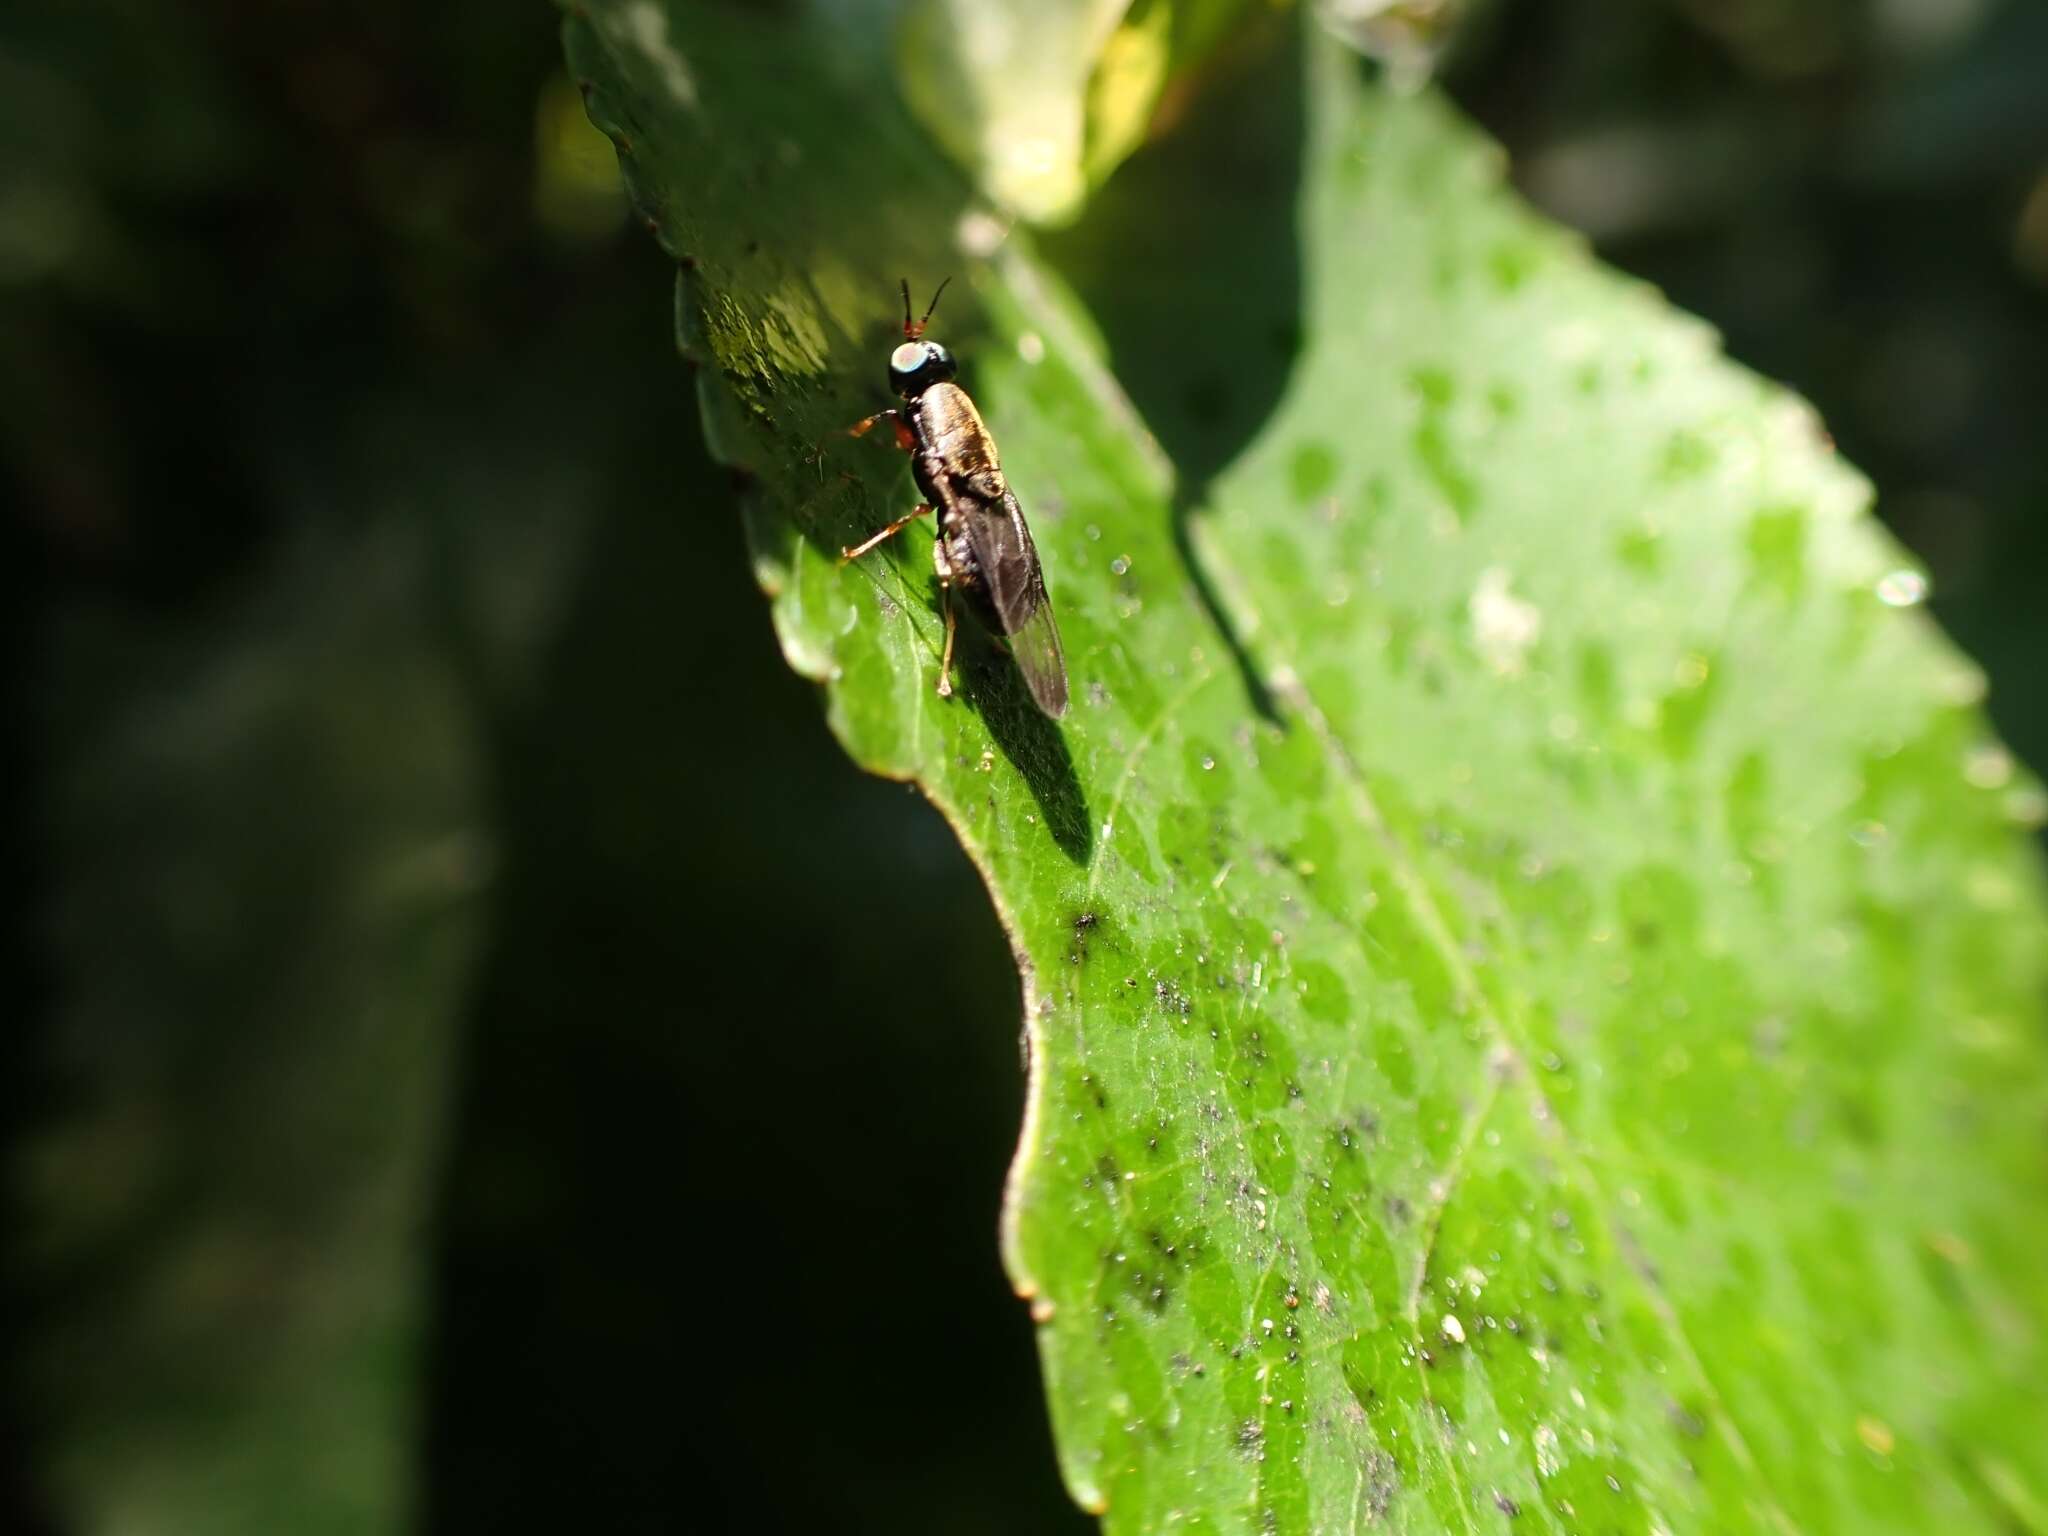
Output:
[{"xmin": 897, "ymin": 0, "xmax": 1256, "ymax": 224}]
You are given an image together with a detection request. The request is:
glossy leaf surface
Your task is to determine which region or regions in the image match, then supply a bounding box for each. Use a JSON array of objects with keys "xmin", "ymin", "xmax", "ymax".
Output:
[{"xmin": 566, "ymin": 4, "xmax": 2048, "ymax": 1530}]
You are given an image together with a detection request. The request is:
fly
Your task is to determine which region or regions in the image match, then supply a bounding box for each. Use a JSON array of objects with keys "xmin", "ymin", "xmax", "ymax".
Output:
[{"xmin": 841, "ymin": 278, "xmax": 1069, "ymax": 720}]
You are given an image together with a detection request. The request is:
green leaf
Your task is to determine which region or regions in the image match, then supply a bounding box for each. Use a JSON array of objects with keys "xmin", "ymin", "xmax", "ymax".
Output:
[
  {"xmin": 25, "ymin": 359, "xmax": 600, "ymax": 1534},
  {"xmin": 32, "ymin": 530, "xmax": 487, "ymax": 1535},
  {"xmin": 567, "ymin": 5, "xmax": 2048, "ymax": 1531},
  {"xmin": 895, "ymin": 0, "xmax": 1255, "ymax": 224}
]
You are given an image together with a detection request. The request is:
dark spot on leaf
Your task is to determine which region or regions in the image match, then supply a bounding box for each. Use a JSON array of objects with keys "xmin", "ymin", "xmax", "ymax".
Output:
[
  {"xmin": 1290, "ymin": 442, "xmax": 1338, "ymax": 503},
  {"xmin": 1747, "ymin": 504, "xmax": 1807, "ymax": 601},
  {"xmin": 1364, "ymin": 1452, "xmax": 1397, "ymax": 1517},
  {"xmin": 1409, "ymin": 366, "xmax": 1454, "ymax": 409},
  {"xmin": 1069, "ymin": 910, "xmax": 1101, "ymax": 964},
  {"xmin": 1617, "ymin": 526, "xmax": 1661, "ymax": 575},
  {"xmin": 1487, "ymin": 242, "xmax": 1537, "ymax": 291},
  {"xmin": 1408, "ymin": 367, "xmax": 1477, "ymax": 523},
  {"xmin": 1660, "ymin": 427, "xmax": 1713, "ymax": 480},
  {"xmin": 1657, "ymin": 656, "xmax": 1722, "ymax": 760}
]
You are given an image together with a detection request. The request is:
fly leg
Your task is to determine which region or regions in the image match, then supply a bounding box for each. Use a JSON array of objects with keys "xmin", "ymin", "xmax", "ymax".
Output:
[
  {"xmin": 936, "ymin": 584, "xmax": 958, "ymax": 699},
  {"xmin": 847, "ymin": 409, "xmax": 917, "ymax": 453},
  {"xmin": 932, "ymin": 527, "xmax": 959, "ymax": 700},
  {"xmin": 840, "ymin": 410, "xmax": 928, "ymax": 560},
  {"xmin": 839, "ymin": 503, "xmax": 931, "ymax": 563}
]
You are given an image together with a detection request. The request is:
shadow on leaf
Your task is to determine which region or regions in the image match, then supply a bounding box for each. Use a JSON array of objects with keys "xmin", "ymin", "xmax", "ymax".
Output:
[{"xmin": 953, "ymin": 623, "xmax": 1092, "ymax": 866}]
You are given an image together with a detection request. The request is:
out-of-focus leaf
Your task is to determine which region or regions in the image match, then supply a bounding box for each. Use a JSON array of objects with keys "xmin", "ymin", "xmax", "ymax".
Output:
[
  {"xmin": 896, "ymin": 0, "xmax": 1254, "ymax": 223},
  {"xmin": 568, "ymin": 3, "xmax": 2048, "ymax": 1531},
  {"xmin": 22, "ymin": 359, "xmax": 601, "ymax": 1532},
  {"xmin": 534, "ymin": 70, "xmax": 628, "ymax": 243},
  {"xmin": 28, "ymin": 528, "xmax": 488, "ymax": 1536},
  {"xmin": 1314, "ymin": 0, "xmax": 1474, "ymax": 85}
]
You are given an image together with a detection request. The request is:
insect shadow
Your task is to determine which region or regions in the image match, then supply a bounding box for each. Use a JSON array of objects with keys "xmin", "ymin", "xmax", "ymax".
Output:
[
  {"xmin": 944, "ymin": 596, "xmax": 1093, "ymax": 865},
  {"xmin": 1038, "ymin": 9, "xmax": 1308, "ymax": 725},
  {"xmin": 819, "ymin": 512, "xmax": 1091, "ymax": 864}
]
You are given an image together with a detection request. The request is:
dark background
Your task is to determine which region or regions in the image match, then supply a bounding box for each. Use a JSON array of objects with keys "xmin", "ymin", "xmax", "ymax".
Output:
[{"xmin": 7, "ymin": 1, "xmax": 2044, "ymax": 1531}]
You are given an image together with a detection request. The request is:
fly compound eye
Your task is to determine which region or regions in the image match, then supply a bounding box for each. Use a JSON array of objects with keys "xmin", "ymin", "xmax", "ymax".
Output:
[{"xmin": 887, "ymin": 340, "xmax": 955, "ymax": 397}]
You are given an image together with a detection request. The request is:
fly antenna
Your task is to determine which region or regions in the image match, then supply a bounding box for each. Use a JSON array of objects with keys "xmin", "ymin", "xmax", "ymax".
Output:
[{"xmin": 904, "ymin": 276, "xmax": 951, "ymax": 340}]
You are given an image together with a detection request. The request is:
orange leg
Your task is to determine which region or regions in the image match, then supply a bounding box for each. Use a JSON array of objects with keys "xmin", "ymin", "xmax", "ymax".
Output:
[
  {"xmin": 839, "ymin": 503, "xmax": 932, "ymax": 563},
  {"xmin": 848, "ymin": 410, "xmax": 917, "ymax": 452}
]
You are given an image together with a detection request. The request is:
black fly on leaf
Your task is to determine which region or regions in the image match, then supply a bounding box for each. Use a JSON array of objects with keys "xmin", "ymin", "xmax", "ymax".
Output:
[{"xmin": 842, "ymin": 278, "xmax": 1069, "ymax": 720}]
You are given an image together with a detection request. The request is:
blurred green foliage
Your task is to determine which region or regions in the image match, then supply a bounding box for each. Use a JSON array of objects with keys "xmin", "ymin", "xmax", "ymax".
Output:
[{"xmin": 6, "ymin": 0, "xmax": 2046, "ymax": 1532}]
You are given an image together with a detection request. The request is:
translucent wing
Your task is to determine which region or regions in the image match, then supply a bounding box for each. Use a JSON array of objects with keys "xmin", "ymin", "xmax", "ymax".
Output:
[{"xmin": 954, "ymin": 483, "xmax": 1069, "ymax": 719}]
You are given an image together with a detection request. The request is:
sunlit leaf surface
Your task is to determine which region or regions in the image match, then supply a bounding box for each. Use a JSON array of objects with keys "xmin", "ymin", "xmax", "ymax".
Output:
[{"xmin": 566, "ymin": 3, "xmax": 2048, "ymax": 1530}]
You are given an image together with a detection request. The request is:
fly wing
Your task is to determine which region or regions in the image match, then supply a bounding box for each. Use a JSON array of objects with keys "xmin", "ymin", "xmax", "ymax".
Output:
[{"xmin": 952, "ymin": 479, "xmax": 1069, "ymax": 719}]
